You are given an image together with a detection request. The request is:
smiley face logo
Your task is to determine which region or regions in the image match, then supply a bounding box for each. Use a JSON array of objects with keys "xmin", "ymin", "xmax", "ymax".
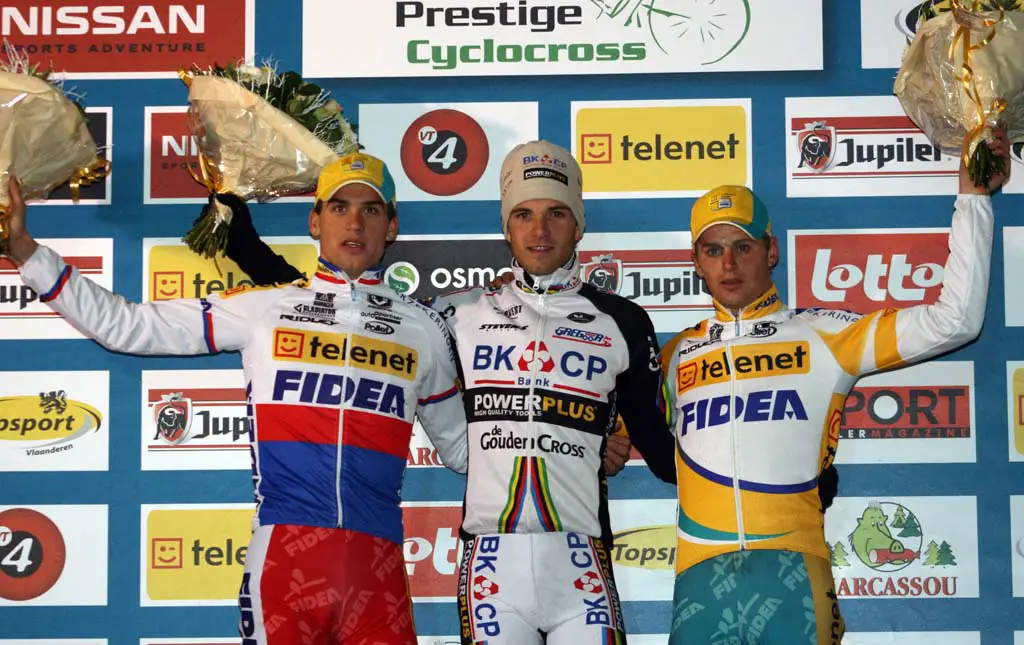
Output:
[
  {"xmin": 273, "ymin": 330, "xmax": 305, "ymax": 359},
  {"xmin": 151, "ymin": 537, "xmax": 183, "ymax": 569},
  {"xmin": 152, "ymin": 271, "xmax": 185, "ymax": 301},
  {"xmin": 580, "ymin": 134, "xmax": 613, "ymax": 164}
]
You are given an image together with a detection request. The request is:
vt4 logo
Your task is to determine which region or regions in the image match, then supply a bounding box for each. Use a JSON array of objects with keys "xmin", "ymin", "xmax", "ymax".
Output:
[{"xmin": 473, "ymin": 342, "xmax": 608, "ymax": 381}]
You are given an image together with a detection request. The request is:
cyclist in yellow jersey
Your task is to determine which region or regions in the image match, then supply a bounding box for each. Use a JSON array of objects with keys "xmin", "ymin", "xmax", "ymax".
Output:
[{"xmin": 661, "ymin": 128, "xmax": 1009, "ymax": 644}]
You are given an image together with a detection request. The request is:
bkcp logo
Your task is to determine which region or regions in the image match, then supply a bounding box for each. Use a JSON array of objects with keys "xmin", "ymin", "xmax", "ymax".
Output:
[
  {"xmin": 143, "ymin": 238, "xmax": 317, "ymax": 302},
  {"xmin": 402, "ymin": 502, "xmax": 463, "ymax": 600},
  {"xmin": 142, "ymin": 369, "xmax": 249, "ymax": 471},
  {"xmin": 572, "ymin": 99, "xmax": 751, "ymax": 198},
  {"xmin": 358, "ymin": 102, "xmax": 538, "ymax": 202},
  {"xmin": 788, "ymin": 229, "xmax": 949, "ymax": 312},
  {"xmin": 1, "ymin": 0, "xmax": 254, "ymax": 78},
  {"xmin": 141, "ymin": 504, "xmax": 254, "ymax": 605},
  {"xmin": 826, "ymin": 496, "xmax": 978, "ymax": 599},
  {"xmin": 837, "ymin": 361, "xmax": 975, "ymax": 465},
  {"xmin": 0, "ymin": 239, "xmax": 113, "ymax": 340},
  {"xmin": 786, "ymin": 96, "xmax": 960, "ymax": 197}
]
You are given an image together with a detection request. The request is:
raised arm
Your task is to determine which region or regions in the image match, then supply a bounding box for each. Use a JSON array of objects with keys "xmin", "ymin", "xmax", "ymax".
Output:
[
  {"xmin": 807, "ymin": 130, "xmax": 1009, "ymax": 376},
  {"xmin": 4, "ymin": 179, "xmax": 272, "ymax": 355},
  {"xmin": 221, "ymin": 194, "xmax": 304, "ymax": 286}
]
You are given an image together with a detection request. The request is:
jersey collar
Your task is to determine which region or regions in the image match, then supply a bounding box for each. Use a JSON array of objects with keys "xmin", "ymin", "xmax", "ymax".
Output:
[
  {"xmin": 313, "ymin": 257, "xmax": 384, "ymax": 287},
  {"xmin": 511, "ymin": 252, "xmax": 582, "ymax": 296},
  {"xmin": 713, "ymin": 284, "xmax": 785, "ymax": 322}
]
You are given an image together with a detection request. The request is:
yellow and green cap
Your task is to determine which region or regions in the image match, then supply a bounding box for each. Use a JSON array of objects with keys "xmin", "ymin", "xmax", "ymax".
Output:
[
  {"xmin": 690, "ymin": 185, "xmax": 771, "ymax": 242},
  {"xmin": 315, "ymin": 152, "xmax": 396, "ymax": 205}
]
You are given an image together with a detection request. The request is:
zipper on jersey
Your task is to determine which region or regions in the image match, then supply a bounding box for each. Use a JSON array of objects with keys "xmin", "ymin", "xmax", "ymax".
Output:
[
  {"xmin": 335, "ymin": 286, "xmax": 358, "ymax": 528},
  {"xmin": 524, "ymin": 292, "xmax": 548, "ymax": 533},
  {"xmin": 729, "ymin": 318, "xmax": 746, "ymax": 550}
]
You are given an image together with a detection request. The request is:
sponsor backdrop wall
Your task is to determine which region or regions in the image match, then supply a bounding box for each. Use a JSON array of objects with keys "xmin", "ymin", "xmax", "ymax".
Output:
[{"xmin": 0, "ymin": 1, "xmax": 1023, "ymax": 643}]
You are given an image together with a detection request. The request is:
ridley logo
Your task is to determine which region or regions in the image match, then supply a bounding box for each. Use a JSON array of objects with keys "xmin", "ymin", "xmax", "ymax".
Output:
[
  {"xmin": 791, "ymin": 231, "xmax": 949, "ymax": 311},
  {"xmin": 1, "ymin": 1, "xmax": 254, "ymax": 79}
]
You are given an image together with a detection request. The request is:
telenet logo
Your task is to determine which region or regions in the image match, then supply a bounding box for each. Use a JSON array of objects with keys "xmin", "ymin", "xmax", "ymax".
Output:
[
  {"xmin": 146, "ymin": 240, "xmax": 317, "ymax": 302},
  {"xmin": 572, "ymin": 100, "xmax": 751, "ymax": 198},
  {"xmin": 143, "ymin": 505, "xmax": 254, "ymax": 604}
]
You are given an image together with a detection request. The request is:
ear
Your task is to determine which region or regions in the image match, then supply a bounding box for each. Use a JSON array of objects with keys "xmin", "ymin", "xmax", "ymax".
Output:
[
  {"xmin": 386, "ymin": 212, "xmax": 399, "ymax": 241},
  {"xmin": 574, "ymin": 225, "xmax": 583, "ymax": 243},
  {"xmin": 692, "ymin": 244, "xmax": 705, "ymax": 279},
  {"xmin": 309, "ymin": 209, "xmax": 320, "ymax": 240},
  {"xmin": 767, "ymin": 236, "xmax": 780, "ymax": 270}
]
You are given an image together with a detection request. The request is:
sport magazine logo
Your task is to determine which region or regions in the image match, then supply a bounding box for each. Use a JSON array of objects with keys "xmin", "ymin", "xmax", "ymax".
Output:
[
  {"xmin": 571, "ymin": 99, "xmax": 752, "ymax": 199},
  {"xmin": 303, "ymin": 0, "xmax": 822, "ymax": 78},
  {"xmin": 0, "ymin": 505, "xmax": 107, "ymax": 606},
  {"xmin": 141, "ymin": 370, "xmax": 248, "ymax": 471},
  {"xmin": 357, "ymin": 102, "xmax": 538, "ymax": 201},
  {"xmin": 1013, "ymin": 496, "xmax": 1024, "ymax": 598},
  {"xmin": 1, "ymin": 0, "xmax": 254, "ymax": 79},
  {"xmin": 787, "ymin": 228, "xmax": 949, "ymax": 313},
  {"xmin": 825, "ymin": 496, "xmax": 978, "ymax": 599},
  {"xmin": 835, "ymin": 361, "xmax": 975, "ymax": 465},
  {"xmin": 0, "ymin": 371, "xmax": 108, "ymax": 472},
  {"xmin": 0, "ymin": 238, "xmax": 113, "ymax": 340},
  {"xmin": 786, "ymin": 96, "xmax": 961, "ymax": 197},
  {"xmin": 142, "ymin": 237, "xmax": 317, "ymax": 302},
  {"xmin": 140, "ymin": 503, "xmax": 255, "ymax": 606}
]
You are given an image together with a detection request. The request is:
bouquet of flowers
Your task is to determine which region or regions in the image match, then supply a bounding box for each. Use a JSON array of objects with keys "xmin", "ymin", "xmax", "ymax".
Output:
[
  {"xmin": 0, "ymin": 43, "xmax": 109, "ymax": 250},
  {"xmin": 894, "ymin": 0, "xmax": 1024, "ymax": 185},
  {"xmin": 180, "ymin": 61, "xmax": 358, "ymax": 259}
]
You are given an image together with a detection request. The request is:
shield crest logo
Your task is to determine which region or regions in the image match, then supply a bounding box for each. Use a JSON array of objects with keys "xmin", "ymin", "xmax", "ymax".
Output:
[
  {"xmin": 797, "ymin": 121, "xmax": 837, "ymax": 173},
  {"xmin": 582, "ymin": 254, "xmax": 623, "ymax": 294},
  {"xmin": 153, "ymin": 393, "xmax": 192, "ymax": 445}
]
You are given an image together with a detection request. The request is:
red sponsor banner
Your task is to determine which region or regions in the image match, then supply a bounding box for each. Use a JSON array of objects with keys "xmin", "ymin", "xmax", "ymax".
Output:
[
  {"xmin": 789, "ymin": 229, "xmax": 949, "ymax": 312},
  {"xmin": 1, "ymin": 1, "xmax": 253, "ymax": 79},
  {"xmin": 145, "ymin": 107, "xmax": 207, "ymax": 203},
  {"xmin": 403, "ymin": 502, "xmax": 462, "ymax": 600},
  {"xmin": 842, "ymin": 385, "xmax": 971, "ymax": 438}
]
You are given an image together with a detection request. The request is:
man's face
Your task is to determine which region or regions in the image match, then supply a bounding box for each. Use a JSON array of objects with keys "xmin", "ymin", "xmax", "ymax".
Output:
[
  {"xmin": 309, "ymin": 183, "xmax": 397, "ymax": 278},
  {"xmin": 693, "ymin": 224, "xmax": 778, "ymax": 311},
  {"xmin": 505, "ymin": 199, "xmax": 582, "ymax": 277}
]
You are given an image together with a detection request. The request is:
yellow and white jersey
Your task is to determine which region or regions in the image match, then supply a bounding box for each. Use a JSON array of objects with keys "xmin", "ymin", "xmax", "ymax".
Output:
[{"xmin": 662, "ymin": 194, "xmax": 994, "ymax": 574}]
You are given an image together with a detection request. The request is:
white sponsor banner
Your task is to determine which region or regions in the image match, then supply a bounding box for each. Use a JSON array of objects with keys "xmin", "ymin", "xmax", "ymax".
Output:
[
  {"xmin": 1004, "ymin": 228, "xmax": 1024, "ymax": 327},
  {"xmin": 844, "ymin": 633, "xmax": 980, "ymax": 645},
  {"xmin": 607, "ymin": 499, "xmax": 676, "ymax": 602},
  {"xmin": 785, "ymin": 96, "xmax": 961, "ymax": 197},
  {"xmin": 1017, "ymin": 632, "xmax": 1024, "ymax": 645},
  {"xmin": 0, "ymin": 505, "xmax": 108, "ymax": 606},
  {"xmin": 859, "ymin": 0, "xmax": 922, "ymax": 69},
  {"xmin": 303, "ymin": 0, "xmax": 822, "ymax": 78},
  {"xmin": 0, "ymin": 371, "xmax": 109, "ymax": 472},
  {"xmin": 0, "ymin": 238, "xmax": 113, "ymax": 340},
  {"xmin": 358, "ymin": 102, "xmax": 538, "ymax": 202},
  {"xmin": 1005, "ymin": 362, "xmax": 1024, "ymax": 463},
  {"xmin": 1012, "ymin": 496, "xmax": 1024, "ymax": 597},
  {"xmin": 825, "ymin": 496, "xmax": 978, "ymax": 599},
  {"xmin": 834, "ymin": 361, "xmax": 975, "ymax": 465},
  {"xmin": 141, "ymin": 370, "xmax": 248, "ymax": 471}
]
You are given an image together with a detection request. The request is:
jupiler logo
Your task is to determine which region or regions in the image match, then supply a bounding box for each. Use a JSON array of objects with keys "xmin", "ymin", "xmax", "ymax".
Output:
[
  {"xmin": 582, "ymin": 254, "xmax": 622, "ymax": 294},
  {"xmin": 153, "ymin": 393, "xmax": 192, "ymax": 445},
  {"xmin": 797, "ymin": 121, "xmax": 837, "ymax": 173}
]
